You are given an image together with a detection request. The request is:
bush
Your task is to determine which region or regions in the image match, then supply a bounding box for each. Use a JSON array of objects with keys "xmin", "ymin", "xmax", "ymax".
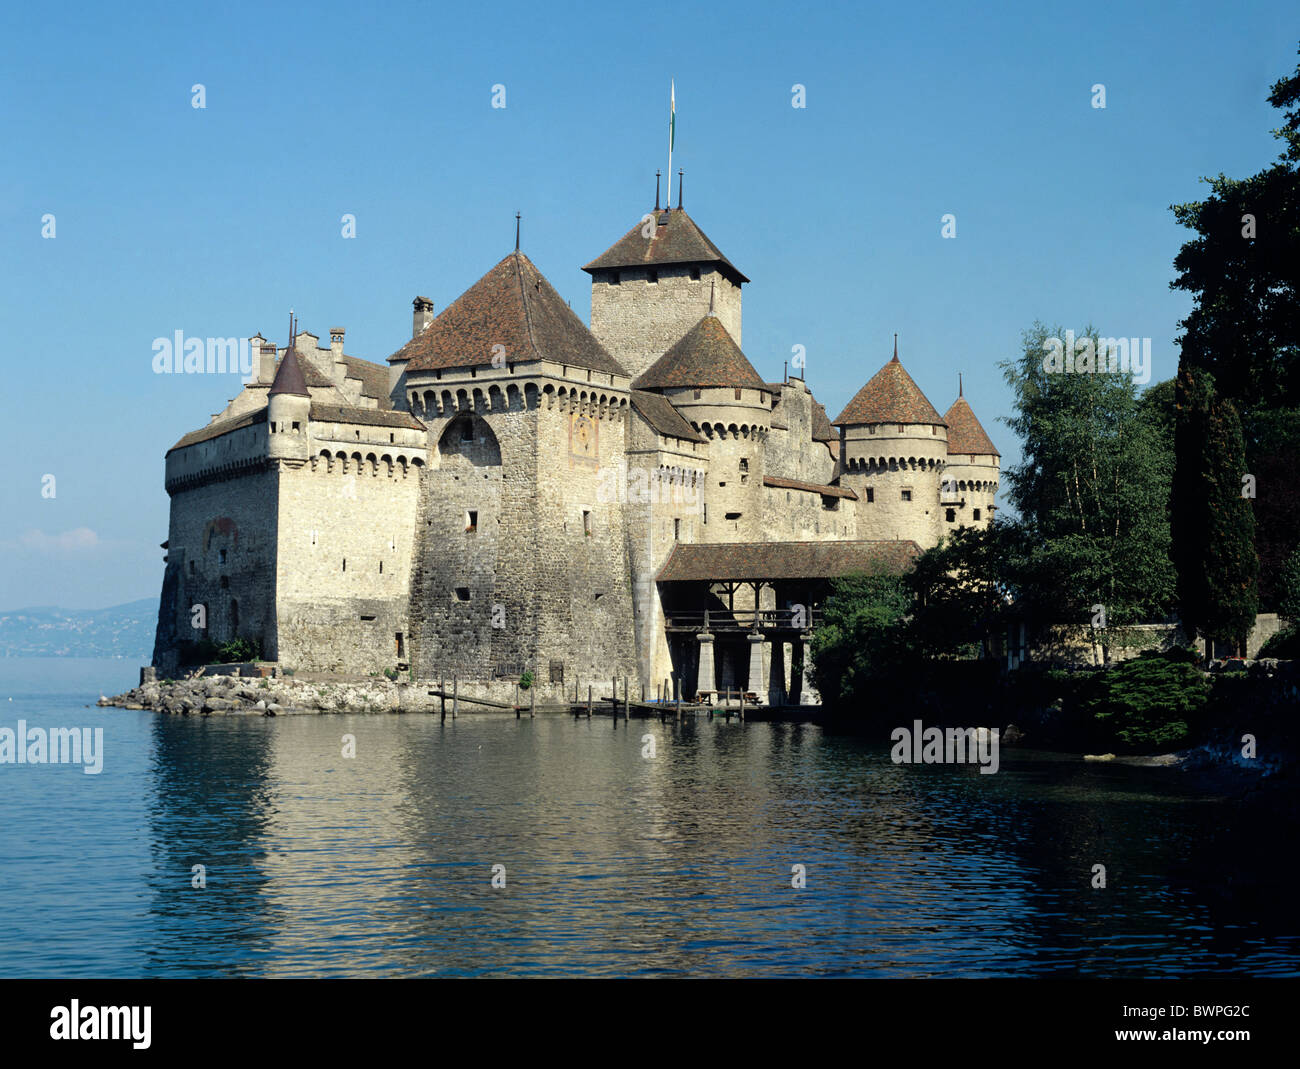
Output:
[
  {"xmin": 1080, "ymin": 649, "xmax": 1210, "ymax": 751},
  {"xmin": 519, "ymin": 670, "xmax": 535, "ymax": 690},
  {"xmin": 1258, "ymin": 626, "xmax": 1300, "ymax": 659},
  {"xmin": 218, "ymin": 636, "xmax": 260, "ymax": 663},
  {"xmin": 383, "ymin": 667, "xmax": 399, "ymax": 681}
]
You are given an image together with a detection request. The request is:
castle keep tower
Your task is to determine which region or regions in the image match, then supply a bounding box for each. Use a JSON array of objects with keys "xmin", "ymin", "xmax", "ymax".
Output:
[
  {"xmin": 834, "ymin": 342, "xmax": 948, "ymax": 546},
  {"xmin": 391, "ymin": 249, "xmax": 640, "ymax": 686},
  {"xmin": 583, "ymin": 204, "xmax": 747, "ymax": 382}
]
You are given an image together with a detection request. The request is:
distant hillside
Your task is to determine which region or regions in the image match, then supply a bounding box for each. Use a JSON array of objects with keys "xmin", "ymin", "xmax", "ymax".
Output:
[{"xmin": 0, "ymin": 599, "xmax": 156, "ymax": 659}]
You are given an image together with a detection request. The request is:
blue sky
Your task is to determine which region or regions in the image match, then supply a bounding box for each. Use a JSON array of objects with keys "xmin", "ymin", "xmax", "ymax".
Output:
[{"xmin": 1, "ymin": 0, "xmax": 1296, "ymax": 609}]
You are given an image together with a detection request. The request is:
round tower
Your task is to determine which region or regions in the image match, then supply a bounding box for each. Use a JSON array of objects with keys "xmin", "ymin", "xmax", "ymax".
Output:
[
  {"xmin": 633, "ymin": 309, "xmax": 770, "ymax": 544},
  {"xmin": 940, "ymin": 378, "xmax": 1001, "ymax": 537},
  {"xmin": 833, "ymin": 340, "xmax": 947, "ymax": 548},
  {"xmin": 267, "ymin": 327, "xmax": 311, "ymax": 463}
]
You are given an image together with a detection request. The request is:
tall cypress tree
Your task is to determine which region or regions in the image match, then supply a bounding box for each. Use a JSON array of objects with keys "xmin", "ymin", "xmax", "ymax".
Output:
[{"xmin": 1173, "ymin": 367, "xmax": 1259, "ymax": 655}]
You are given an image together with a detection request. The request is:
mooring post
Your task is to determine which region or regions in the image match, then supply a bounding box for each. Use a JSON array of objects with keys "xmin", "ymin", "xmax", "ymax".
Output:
[
  {"xmin": 440, "ymin": 675, "xmax": 446, "ymax": 721},
  {"xmin": 587, "ymin": 683, "xmax": 593, "ymax": 718},
  {"xmin": 452, "ymin": 674, "xmax": 458, "ymax": 718},
  {"xmin": 674, "ymin": 675, "xmax": 681, "ymax": 722},
  {"xmin": 611, "ymin": 675, "xmax": 616, "ymax": 718},
  {"xmin": 530, "ymin": 685, "xmax": 535, "ymax": 718},
  {"xmin": 623, "ymin": 675, "xmax": 629, "ymax": 719}
]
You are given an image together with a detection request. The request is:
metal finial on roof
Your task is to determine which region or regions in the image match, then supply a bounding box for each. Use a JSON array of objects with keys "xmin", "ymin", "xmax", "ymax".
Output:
[
  {"xmin": 515, "ymin": 212, "xmax": 521, "ymax": 252},
  {"xmin": 893, "ymin": 333, "xmax": 898, "ymax": 361},
  {"xmin": 959, "ymin": 372, "xmax": 963, "ymax": 397},
  {"xmin": 677, "ymin": 169, "xmax": 684, "ymax": 210},
  {"xmin": 655, "ymin": 171, "xmax": 661, "ymax": 211}
]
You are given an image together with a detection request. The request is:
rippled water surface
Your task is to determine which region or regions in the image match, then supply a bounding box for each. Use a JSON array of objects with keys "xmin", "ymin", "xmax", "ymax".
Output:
[{"xmin": 0, "ymin": 658, "xmax": 1295, "ymax": 977}]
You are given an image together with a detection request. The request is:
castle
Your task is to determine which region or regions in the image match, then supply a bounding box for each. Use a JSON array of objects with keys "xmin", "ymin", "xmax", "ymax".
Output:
[{"xmin": 152, "ymin": 188, "xmax": 1000, "ymax": 702}]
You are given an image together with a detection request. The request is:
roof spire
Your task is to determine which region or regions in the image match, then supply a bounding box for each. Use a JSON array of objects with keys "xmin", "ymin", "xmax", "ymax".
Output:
[
  {"xmin": 270, "ymin": 309, "xmax": 309, "ymax": 398},
  {"xmin": 958, "ymin": 371, "xmax": 963, "ymax": 397},
  {"xmin": 892, "ymin": 333, "xmax": 898, "ymax": 362},
  {"xmin": 655, "ymin": 170, "xmax": 661, "ymax": 211},
  {"xmin": 515, "ymin": 212, "xmax": 520, "ymax": 252},
  {"xmin": 677, "ymin": 169, "xmax": 684, "ymax": 210}
]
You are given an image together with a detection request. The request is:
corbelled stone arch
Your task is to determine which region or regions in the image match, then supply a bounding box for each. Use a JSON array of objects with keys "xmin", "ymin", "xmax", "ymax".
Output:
[{"xmin": 438, "ymin": 411, "xmax": 502, "ymax": 467}]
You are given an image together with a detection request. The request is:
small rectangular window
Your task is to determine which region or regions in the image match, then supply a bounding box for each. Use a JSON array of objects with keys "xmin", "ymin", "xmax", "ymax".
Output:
[
  {"xmin": 609, "ymin": 271, "xmax": 620, "ymax": 286},
  {"xmin": 583, "ymin": 510, "xmax": 593, "ymax": 536},
  {"xmin": 466, "ymin": 510, "xmax": 477, "ymax": 532},
  {"xmin": 454, "ymin": 587, "xmax": 470, "ymax": 601},
  {"xmin": 866, "ymin": 488, "xmax": 874, "ymax": 503},
  {"xmin": 674, "ymin": 518, "xmax": 681, "ymax": 541},
  {"xmin": 703, "ymin": 503, "xmax": 708, "ymax": 525},
  {"xmin": 693, "ymin": 388, "xmax": 702, "ymax": 400},
  {"xmin": 647, "ymin": 269, "xmax": 658, "ymax": 284},
  {"xmin": 690, "ymin": 266, "xmax": 701, "ymax": 281},
  {"xmin": 869, "ymin": 425, "xmax": 876, "ymax": 435},
  {"xmin": 898, "ymin": 424, "xmax": 905, "ymax": 434},
  {"xmin": 973, "ymin": 508, "xmax": 981, "ymax": 520},
  {"xmin": 901, "ymin": 490, "xmax": 912, "ymax": 502},
  {"xmin": 725, "ymin": 512, "xmax": 741, "ymax": 521},
  {"xmin": 292, "ymin": 421, "xmax": 300, "ymax": 431},
  {"xmin": 946, "ymin": 508, "xmax": 956, "ymax": 522},
  {"xmin": 342, "ymin": 558, "xmax": 347, "ymax": 571},
  {"xmin": 734, "ymin": 388, "xmax": 742, "ymax": 400}
]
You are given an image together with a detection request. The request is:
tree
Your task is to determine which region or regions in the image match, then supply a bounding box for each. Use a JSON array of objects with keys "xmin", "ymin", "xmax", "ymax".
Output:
[
  {"xmin": 999, "ymin": 323, "xmax": 1176, "ymax": 631},
  {"xmin": 906, "ymin": 522, "xmax": 1018, "ymax": 659},
  {"xmin": 1172, "ymin": 366, "xmax": 1259, "ymax": 655},
  {"xmin": 1169, "ymin": 44, "xmax": 1300, "ymax": 414},
  {"xmin": 807, "ymin": 573, "xmax": 911, "ymax": 715}
]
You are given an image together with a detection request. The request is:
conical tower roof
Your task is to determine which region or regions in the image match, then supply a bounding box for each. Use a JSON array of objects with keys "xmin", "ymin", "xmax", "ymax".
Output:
[
  {"xmin": 943, "ymin": 395, "xmax": 999, "ymax": 456},
  {"xmin": 633, "ymin": 313, "xmax": 766, "ymax": 391},
  {"xmin": 268, "ymin": 343, "xmax": 309, "ymax": 397},
  {"xmin": 833, "ymin": 345, "xmax": 944, "ymax": 426},
  {"xmin": 583, "ymin": 208, "xmax": 749, "ymax": 285},
  {"xmin": 392, "ymin": 251, "xmax": 628, "ymax": 376}
]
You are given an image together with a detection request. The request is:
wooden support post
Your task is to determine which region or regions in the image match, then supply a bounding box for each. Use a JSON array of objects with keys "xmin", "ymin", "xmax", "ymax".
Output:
[
  {"xmin": 641, "ymin": 681, "xmax": 646, "ymax": 703},
  {"xmin": 674, "ymin": 675, "xmax": 681, "ymax": 722},
  {"xmin": 530, "ymin": 685, "xmax": 536, "ymax": 717},
  {"xmin": 440, "ymin": 674, "xmax": 446, "ymax": 722},
  {"xmin": 452, "ymin": 674, "xmax": 458, "ymax": 718},
  {"xmin": 587, "ymin": 684, "xmax": 593, "ymax": 718},
  {"xmin": 623, "ymin": 675, "xmax": 630, "ymax": 720}
]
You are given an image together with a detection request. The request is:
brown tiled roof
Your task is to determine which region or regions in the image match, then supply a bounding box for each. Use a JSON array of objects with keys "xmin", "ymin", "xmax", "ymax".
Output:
[
  {"xmin": 943, "ymin": 396, "xmax": 1000, "ymax": 456},
  {"xmin": 657, "ymin": 540, "xmax": 920, "ymax": 582},
  {"xmin": 763, "ymin": 475, "xmax": 857, "ymax": 500},
  {"xmin": 269, "ymin": 346, "xmax": 309, "ymax": 397},
  {"xmin": 631, "ymin": 390, "xmax": 705, "ymax": 443},
  {"xmin": 389, "ymin": 252, "xmax": 627, "ymax": 377},
  {"xmin": 168, "ymin": 408, "xmax": 268, "ymax": 453},
  {"xmin": 633, "ymin": 315, "xmax": 767, "ymax": 391},
  {"xmin": 582, "ymin": 208, "xmax": 749, "ymax": 285},
  {"xmin": 308, "ymin": 404, "xmax": 425, "ymax": 430},
  {"xmin": 833, "ymin": 353, "xmax": 945, "ymax": 426},
  {"xmin": 811, "ymin": 401, "xmax": 836, "ymax": 441}
]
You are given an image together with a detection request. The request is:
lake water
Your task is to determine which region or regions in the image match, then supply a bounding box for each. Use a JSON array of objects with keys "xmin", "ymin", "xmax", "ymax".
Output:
[{"xmin": 0, "ymin": 657, "xmax": 1295, "ymax": 978}]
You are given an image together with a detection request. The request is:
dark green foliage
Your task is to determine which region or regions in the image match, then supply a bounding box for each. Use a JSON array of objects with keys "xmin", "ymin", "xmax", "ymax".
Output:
[
  {"xmin": 905, "ymin": 523, "xmax": 1016, "ymax": 658},
  {"xmin": 999, "ymin": 324, "xmax": 1176, "ymax": 625},
  {"xmin": 1173, "ymin": 367, "xmax": 1259, "ymax": 653},
  {"xmin": 807, "ymin": 573, "xmax": 911, "ymax": 715},
  {"xmin": 519, "ymin": 670, "xmax": 535, "ymax": 690},
  {"xmin": 178, "ymin": 635, "xmax": 262, "ymax": 666},
  {"xmin": 1258, "ymin": 626, "xmax": 1300, "ymax": 659},
  {"xmin": 1080, "ymin": 649, "xmax": 1210, "ymax": 751},
  {"xmin": 1246, "ymin": 409, "xmax": 1300, "ymax": 609},
  {"xmin": 383, "ymin": 667, "xmax": 399, "ymax": 681}
]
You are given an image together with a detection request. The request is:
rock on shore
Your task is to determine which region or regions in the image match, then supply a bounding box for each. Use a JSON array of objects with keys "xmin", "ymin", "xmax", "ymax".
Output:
[{"xmin": 101, "ymin": 673, "xmax": 442, "ymax": 715}]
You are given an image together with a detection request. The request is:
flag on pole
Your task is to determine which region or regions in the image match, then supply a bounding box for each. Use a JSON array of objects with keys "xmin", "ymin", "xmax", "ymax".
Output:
[{"xmin": 668, "ymin": 80, "xmax": 675, "ymax": 204}]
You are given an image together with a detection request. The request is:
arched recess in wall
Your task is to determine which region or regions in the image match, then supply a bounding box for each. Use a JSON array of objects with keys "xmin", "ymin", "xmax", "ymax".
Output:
[{"xmin": 438, "ymin": 412, "xmax": 502, "ymax": 467}]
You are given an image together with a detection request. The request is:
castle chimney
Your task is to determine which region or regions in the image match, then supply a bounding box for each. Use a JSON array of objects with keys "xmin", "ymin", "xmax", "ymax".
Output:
[
  {"xmin": 413, "ymin": 296, "xmax": 434, "ymax": 338},
  {"xmin": 330, "ymin": 327, "xmax": 347, "ymax": 388},
  {"xmin": 259, "ymin": 342, "xmax": 277, "ymax": 384}
]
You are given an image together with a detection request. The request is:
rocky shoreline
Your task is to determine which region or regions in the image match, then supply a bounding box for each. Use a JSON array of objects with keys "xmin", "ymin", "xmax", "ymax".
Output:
[{"xmin": 102, "ymin": 672, "xmax": 447, "ymax": 716}]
